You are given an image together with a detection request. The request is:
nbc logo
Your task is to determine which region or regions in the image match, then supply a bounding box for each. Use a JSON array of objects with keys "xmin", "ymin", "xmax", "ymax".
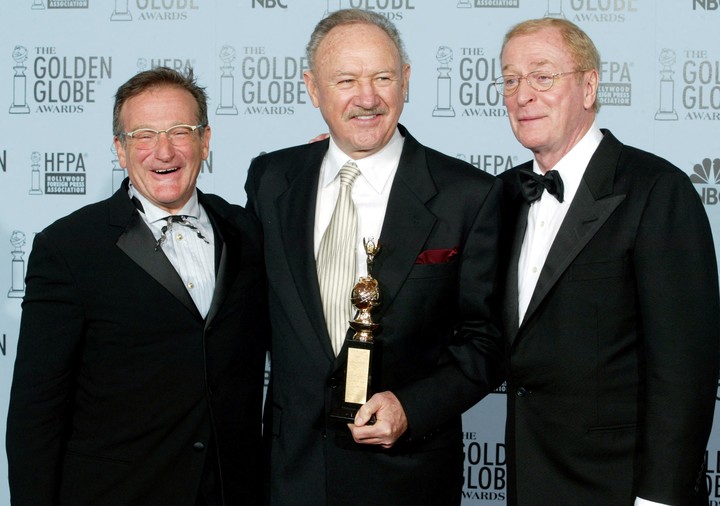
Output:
[{"xmin": 691, "ymin": 158, "xmax": 720, "ymax": 205}]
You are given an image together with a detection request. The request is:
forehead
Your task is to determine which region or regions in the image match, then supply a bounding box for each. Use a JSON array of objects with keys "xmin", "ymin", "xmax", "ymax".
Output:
[
  {"xmin": 122, "ymin": 86, "xmax": 197, "ymax": 119},
  {"xmin": 315, "ymin": 23, "xmax": 401, "ymax": 72},
  {"xmin": 502, "ymin": 27, "xmax": 573, "ymax": 70}
]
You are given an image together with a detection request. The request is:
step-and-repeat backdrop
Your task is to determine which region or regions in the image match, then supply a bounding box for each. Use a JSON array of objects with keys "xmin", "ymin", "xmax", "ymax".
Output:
[{"xmin": 2, "ymin": 1, "xmax": 719, "ymax": 504}]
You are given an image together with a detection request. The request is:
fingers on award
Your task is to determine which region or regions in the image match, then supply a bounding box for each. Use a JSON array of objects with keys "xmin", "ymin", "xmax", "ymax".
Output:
[{"xmin": 331, "ymin": 238, "xmax": 381, "ymax": 423}]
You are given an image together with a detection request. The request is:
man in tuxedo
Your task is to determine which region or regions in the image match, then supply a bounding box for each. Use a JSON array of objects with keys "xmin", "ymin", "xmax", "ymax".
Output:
[
  {"xmin": 497, "ymin": 18, "xmax": 719, "ymax": 505},
  {"xmin": 6, "ymin": 67, "xmax": 268, "ymax": 505},
  {"xmin": 244, "ymin": 9, "xmax": 504, "ymax": 506}
]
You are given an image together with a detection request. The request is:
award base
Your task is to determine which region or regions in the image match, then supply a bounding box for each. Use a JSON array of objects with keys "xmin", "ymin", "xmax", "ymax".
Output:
[
  {"xmin": 9, "ymin": 105, "xmax": 30, "ymax": 114},
  {"xmin": 432, "ymin": 106, "xmax": 455, "ymax": 117},
  {"xmin": 111, "ymin": 12, "xmax": 132, "ymax": 21},
  {"xmin": 330, "ymin": 405, "xmax": 361, "ymax": 424},
  {"xmin": 654, "ymin": 110, "xmax": 678, "ymax": 121},
  {"xmin": 216, "ymin": 105, "xmax": 238, "ymax": 115},
  {"xmin": 330, "ymin": 339, "xmax": 375, "ymax": 424}
]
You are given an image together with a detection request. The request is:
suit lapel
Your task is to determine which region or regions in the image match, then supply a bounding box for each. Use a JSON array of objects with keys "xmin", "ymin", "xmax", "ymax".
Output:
[
  {"xmin": 504, "ymin": 198, "xmax": 529, "ymax": 343},
  {"xmin": 113, "ymin": 185, "xmax": 201, "ymax": 319},
  {"xmin": 275, "ymin": 144, "xmax": 335, "ymax": 359},
  {"xmin": 201, "ymin": 193, "xmax": 240, "ymax": 327},
  {"xmin": 520, "ymin": 131, "xmax": 626, "ymax": 330},
  {"xmin": 374, "ymin": 129, "xmax": 437, "ymax": 318}
]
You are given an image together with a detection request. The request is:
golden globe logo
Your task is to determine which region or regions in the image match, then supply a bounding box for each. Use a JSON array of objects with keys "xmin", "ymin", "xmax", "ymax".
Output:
[
  {"xmin": 455, "ymin": 47, "xmax": 506, "ymax": 118},
  {"xmin": 135, "ymin": 0, "xmax": 199, "ymax": 21},
  {"xmin": 570, "ymin": 0, "xmax": 638, "ymax": 22},
  {"xmin": 682, "ymin": 55, "xmax": 720, "ymax": 118},
  {"xmin": 463, "ymin": 433, "xmax": 506, "ymax": 502},
  {"xmin": 240, "ymin": 48, "xmax": 308, "ymax": 115},
  {"xmin": 31, "ymin": 47, "xmax": 112, "ymax": 114}
]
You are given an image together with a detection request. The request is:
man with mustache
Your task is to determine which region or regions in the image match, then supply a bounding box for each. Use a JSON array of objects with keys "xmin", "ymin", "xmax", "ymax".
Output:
[{"xmin": 244, "ymin": 8, "xmax": 505, "ymax": 506}]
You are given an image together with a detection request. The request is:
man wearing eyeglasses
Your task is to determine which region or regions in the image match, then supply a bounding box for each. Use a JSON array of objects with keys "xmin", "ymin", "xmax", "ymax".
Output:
[
  {"xmin": 496, "ymin": 18, "xmax": 719, "ymax": 506},
  {"xmin": 6, "ymin": 67, "xmax": 268, "ymax": 505}
]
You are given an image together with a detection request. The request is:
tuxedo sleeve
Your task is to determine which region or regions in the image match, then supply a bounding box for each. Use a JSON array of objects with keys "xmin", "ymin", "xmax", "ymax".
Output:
[
  {"xmin": 393, "ymin": 178, "xmax": 506, "ymax": 437},
  {"xmin": 634, "ymin": 169, "xmax": 719, "ymax": 502},
  {"xmin": 6, "ymin": 230, "xmax": 85, "ymax": 505}
]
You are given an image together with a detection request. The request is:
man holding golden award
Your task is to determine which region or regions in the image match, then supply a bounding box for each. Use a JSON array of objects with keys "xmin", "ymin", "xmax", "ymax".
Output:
[{"xmin": 244, "ymin": 8, "xmax": 505, "ymax": 506}]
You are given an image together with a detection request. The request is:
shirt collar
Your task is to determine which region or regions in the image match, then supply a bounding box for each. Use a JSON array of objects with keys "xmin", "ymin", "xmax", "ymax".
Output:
[
  {"xmin": 532, "ymin": 122, "xmax": 603, "ymax": 193},
  {"xmin": 128, "ymin": 183, "xmax": 201, "ymax": 224},
  {"xmin": 322, "ymin": 128, "xmax": 404, "ymax": 194}
]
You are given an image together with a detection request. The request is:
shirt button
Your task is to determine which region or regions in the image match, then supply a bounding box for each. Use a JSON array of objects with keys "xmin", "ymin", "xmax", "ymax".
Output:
[
  {"xmin": 532, "ymin": 267, "xmax": 537, "ymax": 273},
  {"xmin": 176, "ymin": 233, "xmax": 184, "ymax": 240},
  {"xmin": 517, "ymin": 387, "xmax": 528, "ymax": 397},
  {"xmin": 193, "ymin": 442, "xmax": 205, "ymax": 451},
  {"xmin": 540, "ymin": 221, "xmax": 545, "ymax": 227},
  {"xmin": 187, "ymin": 282, "xmax": 194, "ymax": 289}
]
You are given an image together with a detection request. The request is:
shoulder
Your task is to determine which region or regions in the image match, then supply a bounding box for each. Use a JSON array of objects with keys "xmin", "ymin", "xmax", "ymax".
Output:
[
  {"xmin": 249, "ymin": 141, "xmax": 325, "ymax": 175},
  {"xmin": 596, "ymin": 129, "xmax": 686, "ymax": 185},
  {"xmin": 38, "ymin": 194, "xmax": 120, "ymax": 239},
  {"xmin": 498, "ymin": 160, "xmax": 531, "ymax": 199},
  {"xmin": 199, "ymin": 192, "xmax": 260, "ymax": 231},
  {"xmin": 403, "ymin": 128, "xmax": 499, "ymax": 190}
]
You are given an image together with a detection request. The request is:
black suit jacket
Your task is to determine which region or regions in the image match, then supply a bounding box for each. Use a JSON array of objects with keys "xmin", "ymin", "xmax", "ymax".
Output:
[
  {"xmin": 499, "ymin": 130, "xmax": 720, "ymax": 506},
  {"xmin": 6, "ymin": 179, "xmax": 268, "ymax": 505},
  {"xmin": 245, "ymin": 125, "xmax": 505, "ymax": 506}
]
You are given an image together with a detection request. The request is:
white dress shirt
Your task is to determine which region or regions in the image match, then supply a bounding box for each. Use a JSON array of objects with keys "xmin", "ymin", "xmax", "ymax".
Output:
[
  {"xmin": 517, "ymin": 123, "xmax": 603, "ymax": 324},
  {"xmin": 314, "ymin": 128, "xmax": 404, "ymax": 278},
  {"xmin": 129, "ymin": 185, "xmax": 216, "ymax": 318}
]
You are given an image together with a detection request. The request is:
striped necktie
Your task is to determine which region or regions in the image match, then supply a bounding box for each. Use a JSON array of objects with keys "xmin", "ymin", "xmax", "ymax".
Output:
[{"xmin": 317, "ymin": 161, "xmax": 361, "ymax": 355}]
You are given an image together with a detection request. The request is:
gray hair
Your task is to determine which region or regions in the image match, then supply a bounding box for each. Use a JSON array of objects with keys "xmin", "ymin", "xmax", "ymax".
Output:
[{"xmin": 306, "ymin": 9, "xmax": 410, "ymax": 72}]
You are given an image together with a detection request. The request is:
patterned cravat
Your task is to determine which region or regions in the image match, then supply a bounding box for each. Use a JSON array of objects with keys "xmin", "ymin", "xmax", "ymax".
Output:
[
  {"xmin": 317, "ymin": 161, "xmax": 361, "ymax": 355},
  {"xmin": 155, "ymin": 215, "xmax": 209, "ymax": 252}
]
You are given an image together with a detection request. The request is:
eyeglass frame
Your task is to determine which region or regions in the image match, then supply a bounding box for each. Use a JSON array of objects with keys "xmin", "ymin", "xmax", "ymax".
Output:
[
  {"xmin": 493, "ymin": 70, "xmax": 590, "ymax": 97},
  {"xmin": 119, "ymin": 124, "xmax": 206, "ymax": 148}
]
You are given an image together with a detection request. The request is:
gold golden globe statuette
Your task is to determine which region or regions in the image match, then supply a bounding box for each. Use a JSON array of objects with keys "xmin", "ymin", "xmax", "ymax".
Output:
[{"xmin": 330, "ymin": 238, "xmax": 381, "ymax": 423}]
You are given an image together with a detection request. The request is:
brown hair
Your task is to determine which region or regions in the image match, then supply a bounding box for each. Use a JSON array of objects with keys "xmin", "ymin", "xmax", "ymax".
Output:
[{"xmin": 113, "ymin": 66, "xmax": 208, "ymax": 141}]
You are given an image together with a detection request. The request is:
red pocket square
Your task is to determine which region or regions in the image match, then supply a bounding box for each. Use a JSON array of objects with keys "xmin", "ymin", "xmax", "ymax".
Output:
[{"xmin": 415, "ymin": 247, "xmax": 458, "ymax": 264}]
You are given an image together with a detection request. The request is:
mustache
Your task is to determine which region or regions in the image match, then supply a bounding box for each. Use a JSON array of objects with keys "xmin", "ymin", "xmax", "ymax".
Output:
[{"xmin": 344, "ymin": 107, "xmax": 387, "ymax": 120}]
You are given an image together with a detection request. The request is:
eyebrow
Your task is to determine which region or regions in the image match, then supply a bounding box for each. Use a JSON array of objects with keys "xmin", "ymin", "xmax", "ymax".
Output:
[{"xmin": 502, "ymin": 59, "xmax": 553, "ymax": 73}]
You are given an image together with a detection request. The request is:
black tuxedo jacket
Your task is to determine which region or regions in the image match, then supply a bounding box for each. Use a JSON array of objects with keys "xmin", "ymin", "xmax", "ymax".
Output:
[
  {"xmin": 499, "ymin": 130, "xmax": 720, "ymax": 505},
  {"xmin": 245, "ymin": 125, "xmax": 505, "ymax": 506},
  {"xmin": 6, "ymin": 179, "xmax": 268, "ymax": 505}
]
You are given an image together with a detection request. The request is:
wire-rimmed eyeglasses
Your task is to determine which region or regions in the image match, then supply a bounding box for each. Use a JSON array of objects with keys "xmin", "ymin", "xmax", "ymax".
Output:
[
  {"xmin": 493, "ymin": 70, "xmax": 588, "ymax": 96},
  {"xmin": 120, "ymin": 124, "xmax": 205, "ymax": 149}
]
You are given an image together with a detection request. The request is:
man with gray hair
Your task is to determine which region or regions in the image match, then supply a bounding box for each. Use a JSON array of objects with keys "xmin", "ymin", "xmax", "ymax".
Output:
[{"xmin": 245, "ymin": 8, "xmax": 505, "ymax": 506}]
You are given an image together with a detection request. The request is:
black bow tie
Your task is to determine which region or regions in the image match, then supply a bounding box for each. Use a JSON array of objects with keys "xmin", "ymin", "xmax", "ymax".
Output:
[{"xmin": 518, "ymin": 167, "xmax": 565, "ymax": 204}]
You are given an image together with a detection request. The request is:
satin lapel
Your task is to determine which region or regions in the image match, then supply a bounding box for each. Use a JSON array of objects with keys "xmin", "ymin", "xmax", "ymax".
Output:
[
  {"xmin": 521, "ymin": 131, "xmax": 626, "ymax": 328},
  {"xmin": 276, "ymin": 147, "xmax": 335, "ymax": 359},
  {"xmin": 373, "ymin": 131, "xmax": 437, "ymax": 318},
  {"xmin": 521, "ymin": 177, "xmax": 625, "ymax": 330},
  {"xmin": 505, "ymin": 198, "xmax": 529, "ymax": 344},
  {"xmin": 202, "ymin": 197, "xmax": 239, "ymax": 327},
  {"xmin": 116, "ymin": 209, "xmax": 201, "ymax": 319}
]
